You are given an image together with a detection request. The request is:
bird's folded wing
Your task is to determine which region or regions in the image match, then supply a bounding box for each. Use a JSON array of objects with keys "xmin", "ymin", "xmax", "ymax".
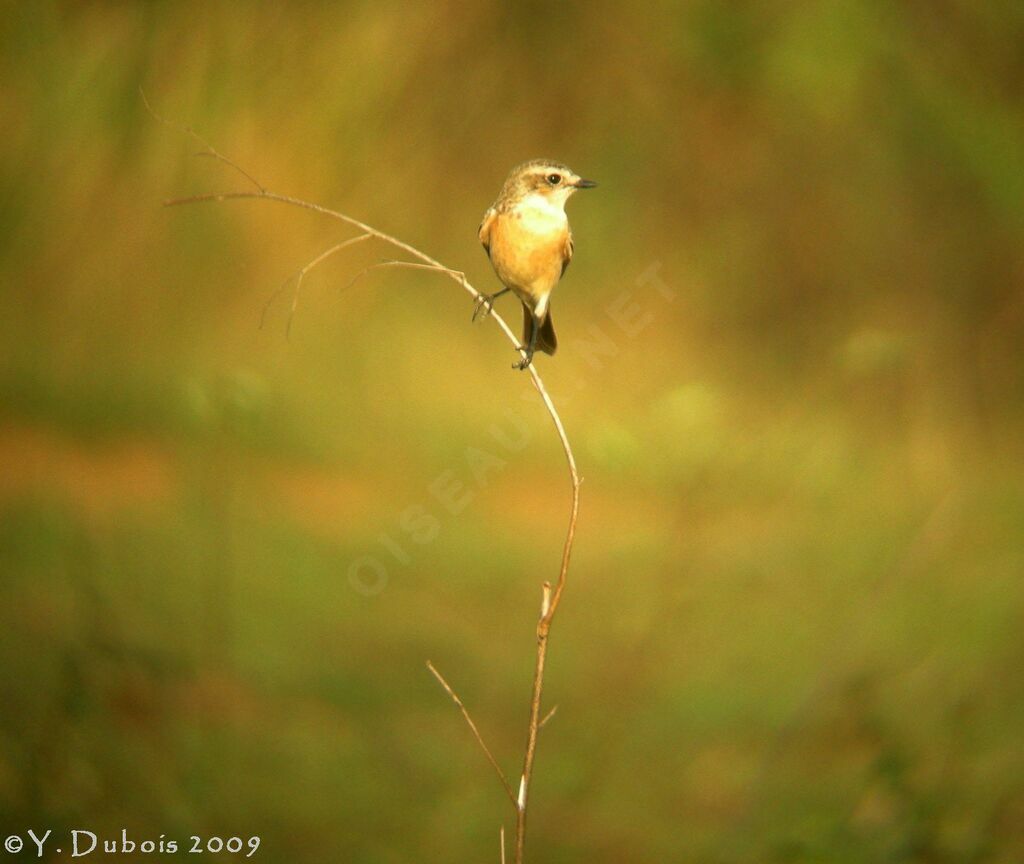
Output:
[
  {"xmin": 561, "ymin": 231, "xmax": 574, "ymax": 277},
  {"xmin": 478, "ymin": 208, "xmax": 497, "ymax": 255}
]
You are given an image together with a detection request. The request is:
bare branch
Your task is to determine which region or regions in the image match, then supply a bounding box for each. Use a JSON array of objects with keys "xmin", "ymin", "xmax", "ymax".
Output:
[
  {"xmin": 159, "ymin": 120, "xmax": 582, "ymax": 864},
  {"xmin": 376, "ymin": 259, "xmax": 470, "ymax": 288},
  {"xmin": 164, "ymin": 192, "xmax": 263, "ymax": 207},
  {"xmin": 341, "ymin": 261, "xmax": 399, "ymax": 294},
  {"xmin": 263, "ymin": 234, "xmax": 374, "ymax": 336},
  {"xmin": 426, "ymin": 661, "xmax": 517, "ymax": 807},
  {"xmin": 342, "ymin": 259, "xmax": 470, "ymax": 298},
  {"xmin": 538, "ymin": 705, "xmax": 558, "ymax": 729},
  {"xmin": 141, "ymin": 87, "xmax": 265, "ymax": 193}
]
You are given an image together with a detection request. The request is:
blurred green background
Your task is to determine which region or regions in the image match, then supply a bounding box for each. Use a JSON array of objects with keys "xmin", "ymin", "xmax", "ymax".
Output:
[{"xmin": 2, "ymin": 2, "xmax": 1023, "ymax": 862}]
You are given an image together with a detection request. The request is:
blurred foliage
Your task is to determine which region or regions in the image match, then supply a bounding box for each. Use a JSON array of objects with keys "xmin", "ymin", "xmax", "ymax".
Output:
[{"xmin": 1, "ymin": 2, "xmax": 1023, "ymax": 862}]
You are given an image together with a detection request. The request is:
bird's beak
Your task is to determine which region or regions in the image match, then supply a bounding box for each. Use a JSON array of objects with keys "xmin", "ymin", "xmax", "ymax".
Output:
[{"xmin": 573, "ymin": 178, "xmax": 598, "ymax": 189}]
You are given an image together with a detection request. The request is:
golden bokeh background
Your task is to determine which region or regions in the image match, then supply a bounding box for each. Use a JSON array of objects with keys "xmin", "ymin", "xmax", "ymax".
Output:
[{"xmin": 2, "ymin": 3, "xmax": 1023, "ymax": 861}]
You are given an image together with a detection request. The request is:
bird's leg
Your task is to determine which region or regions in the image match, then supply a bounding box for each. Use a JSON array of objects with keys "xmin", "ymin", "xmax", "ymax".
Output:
[
  {"xmin": 472, "ymin": 287, "xmax": 511, "ymax": 322},
  {"xmin": 514, "ymin": 318, "xmax": 540, "ymax": 370}
]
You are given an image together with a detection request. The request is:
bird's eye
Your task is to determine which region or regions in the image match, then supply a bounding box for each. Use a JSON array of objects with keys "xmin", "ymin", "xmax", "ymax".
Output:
[{"xmin": 547, "ymin": 173, "xmax": 562, "ymax": 185}]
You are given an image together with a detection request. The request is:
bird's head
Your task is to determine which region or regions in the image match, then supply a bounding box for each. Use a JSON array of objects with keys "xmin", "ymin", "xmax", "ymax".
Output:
[{"xmin": 501, "ymin": 159, "xmax": 597, "ymax": 210}]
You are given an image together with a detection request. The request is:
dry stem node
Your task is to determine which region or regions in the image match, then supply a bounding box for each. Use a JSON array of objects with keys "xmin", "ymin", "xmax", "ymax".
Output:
[{"xmin": 156, "ymin": 99, "xmax": 581, "ymax": 864}]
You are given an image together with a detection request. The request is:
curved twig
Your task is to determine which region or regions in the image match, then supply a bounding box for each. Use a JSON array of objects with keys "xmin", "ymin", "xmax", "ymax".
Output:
[
  {"xmin": 141, "ymin": 88, "xmax": 265, "ymax": 194},
  {"xmin": 266, "ymin": 233, "xmax": 374, "ymax": 336},
  {"xmin": 165, "ymin": 169, "xmax": 580, "ymax": 864}
]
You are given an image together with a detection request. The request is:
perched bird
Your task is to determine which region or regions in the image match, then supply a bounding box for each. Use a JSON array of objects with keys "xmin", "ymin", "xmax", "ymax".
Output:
[{"xmin": 476, "ymin": 159, "xmax": 597, "ymax": 369}]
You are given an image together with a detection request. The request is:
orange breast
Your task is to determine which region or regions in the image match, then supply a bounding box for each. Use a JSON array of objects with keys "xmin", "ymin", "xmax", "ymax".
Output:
[{"xmin": 489, "ymin": 212, "xmax": 567, "ymax": 302}]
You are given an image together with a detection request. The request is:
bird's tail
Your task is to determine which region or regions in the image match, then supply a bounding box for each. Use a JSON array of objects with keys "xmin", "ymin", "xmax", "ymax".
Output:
[{"xmin": 523, "ymin": 305, "xmax": 557, "ymax": 356}]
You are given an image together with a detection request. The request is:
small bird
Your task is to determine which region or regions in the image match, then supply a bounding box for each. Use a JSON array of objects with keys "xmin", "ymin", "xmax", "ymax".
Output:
[{"xmin": 476, "ymin": 159, "xmax": 597, "ymax": 369}]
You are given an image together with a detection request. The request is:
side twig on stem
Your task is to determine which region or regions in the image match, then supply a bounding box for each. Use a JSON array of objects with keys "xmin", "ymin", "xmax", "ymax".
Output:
[
  {"xmin": 426, "ymin": 661, "xmax": 516, "ymax": 806},
  {"xmin": 261, "ymin": 233, "xmax": 374, "ymax": 335}
]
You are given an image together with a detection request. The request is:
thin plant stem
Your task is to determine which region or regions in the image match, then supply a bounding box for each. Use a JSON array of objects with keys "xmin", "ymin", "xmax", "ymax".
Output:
[{"xmin": 163, "ymin": 142, "xmax": 581, "ymax": 864}]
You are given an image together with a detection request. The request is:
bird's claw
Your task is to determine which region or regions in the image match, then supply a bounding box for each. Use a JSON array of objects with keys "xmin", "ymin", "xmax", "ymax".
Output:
[
  {"xmin": 513, "ymin": 348, "xmax": 534, "ymax": 370},
  {"xmin": 472, "ymin": 293, "xmax": 495, "ymax": 322}
]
